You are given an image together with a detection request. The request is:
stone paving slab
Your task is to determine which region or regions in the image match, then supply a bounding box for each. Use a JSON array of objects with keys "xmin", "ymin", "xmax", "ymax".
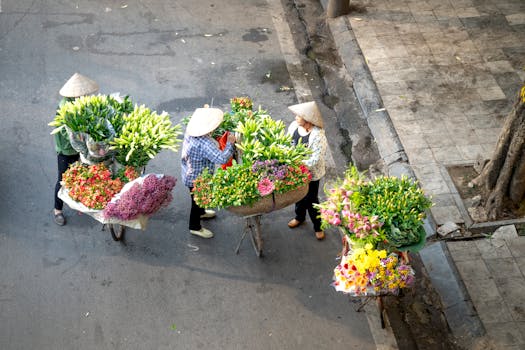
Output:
[
  {"xmin": 328, "ymin": 0, "xmax": 525, "ymax": 348},
  {"xmin": 348, "ymin": 0, "xmax": 525, "ymax": 226},
  {"xmin": 447, "ymin": 236, "xmax": 525, "ymax": 348}
]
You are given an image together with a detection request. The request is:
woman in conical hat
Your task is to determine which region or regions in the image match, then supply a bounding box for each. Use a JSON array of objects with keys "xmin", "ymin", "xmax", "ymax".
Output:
[
  {"xmin": 286, "ymin": 101, "xmax": 328, "ymax": 240},
  {"xmin": 181, "ymin": 105, "xmax": 236, "ymax": 239},
  {"xmin": 52, "ymin": 73, "xmax": 99, "ymax": 226},
  {"xmin": 59, "ymin": 73, "xmax": 99, "ymax": 98}
]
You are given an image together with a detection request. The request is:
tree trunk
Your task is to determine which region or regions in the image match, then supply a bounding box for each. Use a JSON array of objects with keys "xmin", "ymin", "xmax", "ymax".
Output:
[
  {"xmin": 326, "ymin": 0, "xmax": 350, "ymax": 18},
  {"xmin": 472, "ymin": 83, "xmax": 525, "ymax": 220}
]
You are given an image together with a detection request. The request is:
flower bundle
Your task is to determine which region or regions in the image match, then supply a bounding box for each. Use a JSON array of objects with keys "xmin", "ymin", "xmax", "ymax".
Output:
[
  {"xmin": 62, "ymin": 162, "xmax": 139, "ymax": 209},
  {"xmin": 193, "ymin": 159, "xmax": 311, "ymax": 208},
  {"xmin": 192, "ymin": 97, "xmax": 312, "ymax": 210},
  {"xmin": 317, "ymin": 166, "xmax": 431, "ymax": 296},
  {"xmin": 103, "ymin": 174, "xmax": 176, "ymax": 220},
  {"xmin": 333, "ymin": 243, "xmax": 415, "ymax": 296},
  {"xmin": 110, "ymin": 105, "xmax": 182, "ymax": 168},
  {"xmin": 49, "ymin": 94, "xmax": 133, "ymax": 142},
  {"xmin": 317, "ymin": 166, "xmax": 432, "ymax": 249},
  {"xmin": 50, "ymin": 95, "xmax": 181, "ymax": 168},
  {"xmin": 230, "ymin": 96, "xmax": 253, "ymax": 112}
]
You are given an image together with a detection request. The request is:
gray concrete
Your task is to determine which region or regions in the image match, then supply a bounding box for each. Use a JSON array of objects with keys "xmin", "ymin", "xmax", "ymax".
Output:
[
  {"xmin": 322, "ymin": 0, "xmax": 525, "ymax": 348},
  {"xmin": 0, "ymin": 1, "xmax": 378, "ymax": 349}
]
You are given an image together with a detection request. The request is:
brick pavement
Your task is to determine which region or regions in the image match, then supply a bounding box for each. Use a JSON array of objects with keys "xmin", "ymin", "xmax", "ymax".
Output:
[{"xmin": 323, "ymin": 0, "xmax": 525, "ymax": 348}]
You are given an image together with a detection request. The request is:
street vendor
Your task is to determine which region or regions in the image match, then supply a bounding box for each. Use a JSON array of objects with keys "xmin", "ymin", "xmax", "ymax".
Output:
[
  {"xmin": 181, "ymin": 106, "xmax": 236, "ymax": 239},
  {"xmin": 286, "ymin": 101, "xmax": 328, "ymax": 240},
  {"xmin": 52, "ymin": 73, "xmax": 99, "ymax": 226}
]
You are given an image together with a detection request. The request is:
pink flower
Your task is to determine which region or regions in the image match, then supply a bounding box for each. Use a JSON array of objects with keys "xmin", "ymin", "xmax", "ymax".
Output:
[{"xmin": 257, "ymin": 177, "xmax": 275, "ymax": 196}]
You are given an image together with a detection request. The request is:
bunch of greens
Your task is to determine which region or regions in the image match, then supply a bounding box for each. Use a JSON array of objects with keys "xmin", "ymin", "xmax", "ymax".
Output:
[
  {"xmin": 49, "ymin": 95, "xmax": 133, "ymax": 141},
  {"xmin": 235, "ymin": 113, "xmax": 311, "ymax": 164},
  {"xmin": 318, "ymin": 166, "xmax": 433, "ymax": 249},
  {"xmin": 192, "ymin": 159, "xmax": 311, "ymax": 208},
  {"xmin": 110, "ymin": 105, "xmax": 182, "ymax": 168},
  {"xmin": 359, "ymin": 175, "xmax": 433, "ymax": 248},
  {"xmin": 193, "ymin": 162, "xmax": 260, "ymax": 208}
]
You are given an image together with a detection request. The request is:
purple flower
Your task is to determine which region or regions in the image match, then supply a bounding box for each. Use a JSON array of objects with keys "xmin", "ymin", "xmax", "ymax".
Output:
[{"xmin": 103, "ymin": 175, "xmax": 176, "ymax": 220}]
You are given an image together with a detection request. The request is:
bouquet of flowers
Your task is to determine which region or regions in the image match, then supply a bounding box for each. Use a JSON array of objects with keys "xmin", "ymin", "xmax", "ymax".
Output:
[
  {"xmin": 103, "ymin": 174, "xmax": 176, "ymax": 220},
  {"xmin": 62, "ymin": 162, "xmax": 139, "ymax": 209},
  {"xmin": 192, "ymin": 97, "xmax": 312, "ymax": 210},
  {"xmin": 193, "ymin": 159, "xmax": 311, "ymax": 208},
  {"xmin": 49, "ymin": 95, "xmax": 181, "ymax": 168},
  {"xmin": 317, "ymin": 166, "xmax": 432, "ymax": 249},
  {"xmin": 317, "ymin": 166, "xmax": 432, "ymax": 296},
  {"xmin": 333, "ymin": 243, "xmax": 415, "ymax": 296}
]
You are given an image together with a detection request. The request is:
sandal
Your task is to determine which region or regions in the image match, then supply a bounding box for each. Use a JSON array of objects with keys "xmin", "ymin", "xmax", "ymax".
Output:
[
  {"xmin": 315, "ymin": 231, "xmax": 325, "ymax": 240},
  {"xmin": 287, "ymin": 219, "xmax": 303, "ymax": 228}
]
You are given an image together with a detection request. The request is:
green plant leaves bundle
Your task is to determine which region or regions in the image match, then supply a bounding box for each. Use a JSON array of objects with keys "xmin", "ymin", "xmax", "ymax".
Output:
[
  {"xmin": 192, "ymin": 162, "xmax": 260, "ymax": 208},
  {"xmin": 358, "ymin": 175, "xmax": 432, "ymax": 248},
  {"xmin": 318, "ymin": 166, "xmax": 433, "ymax": 249},
  {"xmin": 49, "ymin": 95, "xmax": 133, "ymax": 142},
  {"xmin": 235, "ymin": 113, "xmax": 310, "ymax": 164},
  {"xmin": 110, "ymin": 105, "xmax": 182, "ymax": 168}
]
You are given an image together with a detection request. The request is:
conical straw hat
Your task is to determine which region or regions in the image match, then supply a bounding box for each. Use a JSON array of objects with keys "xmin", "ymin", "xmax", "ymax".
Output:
[
  {"xmin": 186, "ymin": 106, "xmax": 224, "ymax": 137},
  {"xmin": 288, "ymin": 101, "xmax": 324, "ymax": 128},
  {"xmin": 59, "ymin": 73, "xmax": 99, "ymax": 97}
]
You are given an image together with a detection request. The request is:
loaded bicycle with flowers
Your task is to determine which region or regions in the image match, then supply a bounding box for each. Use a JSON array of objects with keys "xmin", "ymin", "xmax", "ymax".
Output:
[
  {"xmin": 191, "ymin": 97, "xmax": 312, "ymax": 256},
  {"xmin": 49, "ymin": 94, "xmax": 181, "ymax": 241},
  {"xmin": 316, "ymin": 165, "xmax": 432, "ymax": 322}
]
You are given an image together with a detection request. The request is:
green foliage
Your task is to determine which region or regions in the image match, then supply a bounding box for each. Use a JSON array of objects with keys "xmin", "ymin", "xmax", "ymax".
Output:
[
  {"xmin": 110, "ymin": 105, "xmax": 182, "ymax": 168},
  {"xmin": 318, "ymin": 166, "xmax": 433, "ymax": 249},
  {"xmin": 192, "ymin": 162, "xmax": 260, "ymax": 208},
  {"xmin": 235, "ymin": 113, "xmax": 311, "ymax": 164},
  {"xmin": 359, "ymin": 175, "xmax": 433, "ymax": 248},
  {"xmin": 49, "ymin": 95, "xmax": 133, "ymax": 142}
]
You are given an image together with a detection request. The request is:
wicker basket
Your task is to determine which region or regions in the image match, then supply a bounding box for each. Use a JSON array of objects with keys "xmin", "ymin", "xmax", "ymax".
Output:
[{"xmin": 227, "ymin": 184, "xmax": 309, "ymax": 217}]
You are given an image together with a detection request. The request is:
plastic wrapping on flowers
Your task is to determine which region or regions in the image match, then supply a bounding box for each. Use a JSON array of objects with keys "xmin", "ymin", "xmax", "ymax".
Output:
[
  {"xmin": 103, "ymin": 174, "xmax": 176, "ymax": 221},
  {"xmin": 49, "ymin": 94, "xmax": 182, "ymax": 168}
]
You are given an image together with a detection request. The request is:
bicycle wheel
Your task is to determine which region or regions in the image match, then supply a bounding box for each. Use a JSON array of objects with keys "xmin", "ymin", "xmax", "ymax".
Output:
[{"xmin": 109, "ymin": 224, "xmax": 126, "ymax": 241}]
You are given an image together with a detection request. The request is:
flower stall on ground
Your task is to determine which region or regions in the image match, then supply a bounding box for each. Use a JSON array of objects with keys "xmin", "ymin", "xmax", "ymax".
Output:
[
  {"xmin": 50, "ymin": 94, "xmax": 181, "ymax": 237},
  {"xmin": 316, "ymin": 166, "xmax": 432, "ymax": 325},
  {"xmin": 191, "ymin": 97, "xmax": 312, "ymax": 256}
]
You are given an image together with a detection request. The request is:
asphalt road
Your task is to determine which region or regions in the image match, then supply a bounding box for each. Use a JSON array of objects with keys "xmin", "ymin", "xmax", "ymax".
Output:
[{"xmin": 0, "ymin": 1, "xmax": 379, "ymax": 349}]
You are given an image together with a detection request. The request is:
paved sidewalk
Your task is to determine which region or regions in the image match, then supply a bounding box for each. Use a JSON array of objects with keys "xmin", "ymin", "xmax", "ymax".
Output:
[{"xmin": 322, "ymin": 0, "xmax": 525, "ymax": 348}]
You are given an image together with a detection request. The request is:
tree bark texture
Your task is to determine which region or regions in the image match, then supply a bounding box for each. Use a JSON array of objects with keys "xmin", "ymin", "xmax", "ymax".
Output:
[{"xmin": 473, "ymin": 84, "xmax": 525, "ymax": 220}]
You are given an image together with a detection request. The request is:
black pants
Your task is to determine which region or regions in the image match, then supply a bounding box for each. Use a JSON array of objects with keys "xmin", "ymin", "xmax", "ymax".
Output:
[
  {"xmin": 294, "ymin": 180, "xmax": 322, "ymax": 232},
  {"xmin": 54, "ymin": 153, "xmax": 79, "ymax": 210},
  {"xmin": 189, "ymin": 187, "xmax": 205, "ymax": 231}
]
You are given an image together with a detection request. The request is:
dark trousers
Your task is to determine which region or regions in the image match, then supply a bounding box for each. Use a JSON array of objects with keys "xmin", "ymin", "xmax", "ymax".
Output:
[
  {"xmin": 54, "ymin": 153, "xmax": 79, "ymax": 210},
  {"xmin": 189, "ymin": 187, "xmax": 205, "ymax": 231},
  {"xmin": 295, "ymin": 180, "xmax": 322, "ymax": 232}
]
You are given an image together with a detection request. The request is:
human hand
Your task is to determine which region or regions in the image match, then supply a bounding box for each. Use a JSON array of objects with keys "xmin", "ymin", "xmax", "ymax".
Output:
[{"xmin": 227, "ymin": 133, "xmax": 236, "ymax": 144}]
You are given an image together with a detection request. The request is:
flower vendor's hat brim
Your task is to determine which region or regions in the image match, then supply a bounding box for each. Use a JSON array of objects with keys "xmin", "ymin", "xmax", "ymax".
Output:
[
  {"xmin": 186, "ymin": 106, "xmax": 224, "ymax": 137},
  {"xmin": 288, "ymin": 101, "xmax": 324, "ymax": 128},
  {"xmin": 59, "ymin": 73, "xmax": 99, "ymax": 97}
]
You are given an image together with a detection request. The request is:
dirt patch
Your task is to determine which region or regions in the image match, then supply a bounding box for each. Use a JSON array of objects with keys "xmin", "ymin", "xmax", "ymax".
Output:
[{"xmin": 447, "ymin": 165, "xmax": 524, "ymax": 224}]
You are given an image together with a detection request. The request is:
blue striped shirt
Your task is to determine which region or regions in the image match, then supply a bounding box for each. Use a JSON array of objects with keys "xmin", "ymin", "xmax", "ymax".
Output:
[{"xmin": 181, "ymin": 133, "xmax": 235, "ymax": 188}]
